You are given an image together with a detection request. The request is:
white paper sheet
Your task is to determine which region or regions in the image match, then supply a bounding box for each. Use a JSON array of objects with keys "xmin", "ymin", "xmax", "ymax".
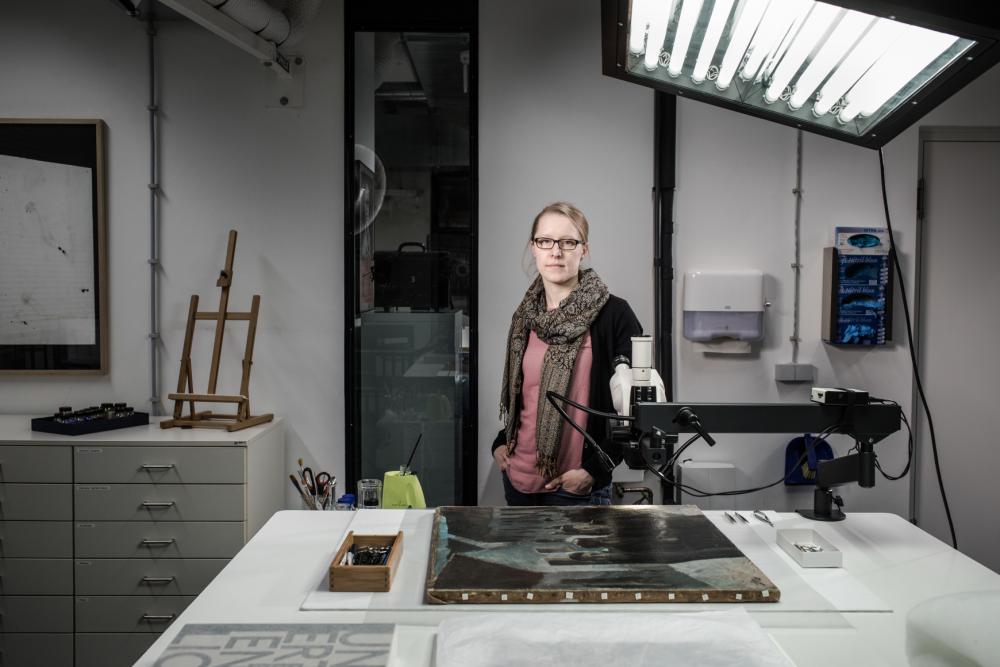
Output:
[
  {"xmin": 437, "ymin": 610, "xmax": 796, "ymax": 667},
  {"xmin": 0, "ymin": 154, "xmax": 96, "ymax": 345}
]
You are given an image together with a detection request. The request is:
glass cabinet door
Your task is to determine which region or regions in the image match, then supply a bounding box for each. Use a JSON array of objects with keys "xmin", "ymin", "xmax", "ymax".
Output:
[{"xmin": 346, "ymin": 18, "xmax": 476, "ymax": 506}]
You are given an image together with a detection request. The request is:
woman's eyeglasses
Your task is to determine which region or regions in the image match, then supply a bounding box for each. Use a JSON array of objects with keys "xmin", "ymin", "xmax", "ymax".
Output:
[{"xmin": 533, "ymin": 237, "xmax": 582, "ymax": 251}]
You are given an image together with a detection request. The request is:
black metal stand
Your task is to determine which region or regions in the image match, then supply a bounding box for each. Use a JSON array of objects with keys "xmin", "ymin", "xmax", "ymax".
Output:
[{"xmin": 797, "ymin": 487, "xmax": 846, "ymax": 521}]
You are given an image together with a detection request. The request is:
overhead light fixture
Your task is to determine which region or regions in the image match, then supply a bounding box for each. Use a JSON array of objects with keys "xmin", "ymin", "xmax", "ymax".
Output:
[{"xmin": 602, "ymin": 0, "xmax": 1000, "ymax": 148}]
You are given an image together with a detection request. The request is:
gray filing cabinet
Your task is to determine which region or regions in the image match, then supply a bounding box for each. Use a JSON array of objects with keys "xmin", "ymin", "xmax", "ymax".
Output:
[
  {"xmin": 0, "ymin": 417, "xmax": 284, "ymax": 667},
  {"xmin": 0, "ymin": 445, "xmax": 73, "ymax": 667}
]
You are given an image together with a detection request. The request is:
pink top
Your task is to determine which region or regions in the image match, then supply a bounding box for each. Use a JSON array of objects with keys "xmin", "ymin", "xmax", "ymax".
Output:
[{"xmin": 507, "ymin": 330, "xmax": 593, "ymax": 494}]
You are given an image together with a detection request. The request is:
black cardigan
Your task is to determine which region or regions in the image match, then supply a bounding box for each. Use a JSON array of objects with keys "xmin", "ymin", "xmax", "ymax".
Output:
[{"xmin": 492, "ymin": 294, "xmax": 643, "ymax": 489}]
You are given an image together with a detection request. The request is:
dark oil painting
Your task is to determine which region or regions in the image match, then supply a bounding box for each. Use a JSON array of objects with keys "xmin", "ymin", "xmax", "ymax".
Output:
[{"xmin": 426, "ymin": 505, "xmax": 779, "ymax": 604}]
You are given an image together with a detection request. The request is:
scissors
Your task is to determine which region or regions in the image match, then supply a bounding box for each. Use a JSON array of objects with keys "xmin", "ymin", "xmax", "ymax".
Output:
[{"xmin": 315, "ymin": 472, "xmax": 332, "ymax": 496}]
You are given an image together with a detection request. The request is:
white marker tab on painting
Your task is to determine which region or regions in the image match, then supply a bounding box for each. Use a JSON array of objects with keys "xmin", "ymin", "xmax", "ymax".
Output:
[
  {"xmin": 565, "ymin": 592, "xmax": 573, "ymax": 600},
  {"xmin": 762, "ymin": 590, "xmax": 770, "ymax": 598},
  {"xmin": 668, "ymin": 593, "xmax": 676, "ymax": 600},
  {"xmin": 735, "ymin": 593, "xmax": 743, "ymax": 600},
  {"xmin": 600, "ymin": 592, "xmax": 608, "ymax": 600},
  {"xmin": 501, "ymin": 594, "xmax": 508, "ymax": 601},
  {"xmin": 461, "ymin": 593, "xmax": 469, "ymax": 601},
  {"xmin": 635, "ymin": 592, "xmax": 642, "ymax": 600},
  {"xmin": 702, "ymin": 593, "xmax": 710, "ymax": 601},
  {"xmin": 526, "ymin": 593, "xmax": 534, "ymax": 600}
]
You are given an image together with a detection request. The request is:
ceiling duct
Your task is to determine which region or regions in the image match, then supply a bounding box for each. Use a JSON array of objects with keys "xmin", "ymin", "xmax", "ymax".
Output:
[
  {"xmin": 110, "ymin": 0, "xmax": 143, "ymax": 15},
  {"xmin": 156, "ymin": 0, "xmax": 321, "ymax": 75},
  {"xmin": 282, "ymin": 0, "xmax": 321, "ymax": 49},
  {"xmin": 214, "ymin": 0, "xmax": 291, "ymax": 43}
]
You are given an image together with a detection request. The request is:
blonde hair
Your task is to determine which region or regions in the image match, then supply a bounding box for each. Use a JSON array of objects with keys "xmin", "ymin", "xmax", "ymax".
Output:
[
  {"xmin": 529, "ymin": 201, "xmax": 590, "ymax": 243},
  {"xmin": 522, "ymin": 201, "xmax": 591, "ymax": 275}
]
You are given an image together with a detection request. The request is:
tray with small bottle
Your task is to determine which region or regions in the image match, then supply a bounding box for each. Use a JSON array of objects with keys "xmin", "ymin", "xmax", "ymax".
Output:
[{"xmin": 31, "ymin": 403, "xmax": 150, "ymax": 436}]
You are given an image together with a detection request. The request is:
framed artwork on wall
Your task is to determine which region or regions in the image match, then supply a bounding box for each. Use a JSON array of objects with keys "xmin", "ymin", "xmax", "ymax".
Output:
[{"xmin": 0, "ymin": 119, "xmax": 108, "ymax": 374}]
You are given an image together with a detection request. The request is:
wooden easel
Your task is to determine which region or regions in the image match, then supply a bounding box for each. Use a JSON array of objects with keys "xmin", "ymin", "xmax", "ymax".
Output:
[{"xmin": 160, "ymin": 230, "xmax": 273, "ymax": 432}]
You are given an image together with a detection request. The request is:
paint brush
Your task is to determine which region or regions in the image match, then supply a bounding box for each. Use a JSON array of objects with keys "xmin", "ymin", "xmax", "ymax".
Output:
[
  {"xmin": 290, "ymin": 473, "xmax": 315, "ymax": 510},
  {"xmin": 402, "ymin": 433, "xmax": 422, "ymax": 474}
]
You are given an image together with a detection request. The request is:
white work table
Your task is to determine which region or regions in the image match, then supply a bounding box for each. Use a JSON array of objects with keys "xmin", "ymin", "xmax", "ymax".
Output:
[{"xmin": 134, "ymin": 509, "xmax": 1000, "ymax": 666}]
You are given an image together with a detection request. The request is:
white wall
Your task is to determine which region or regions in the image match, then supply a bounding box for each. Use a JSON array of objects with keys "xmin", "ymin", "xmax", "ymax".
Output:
[
  {"xmin": 477, "ymin": 0, "xmax": 654, "ymax": 504},
  {"xmin": 3, "ymin": 0, "xmax": 998, "ymax": 547},
  {"xmin": 155, "ymin": 4, "xmax": 344, "ymax": 506},
  {"xmin": 674, "ymin": 61, "xmax": 1000, "ymax": 520},
  {"xmin": 0, "ymin": 0, "xmax": 149, "ymax": 409},
  {"xmin": 674, "ymin": 100, "xmax": 916, "ymax": 515},
  {"xmin": 0, "ymin": 0, "xmax": 345, "ymax": 507}
]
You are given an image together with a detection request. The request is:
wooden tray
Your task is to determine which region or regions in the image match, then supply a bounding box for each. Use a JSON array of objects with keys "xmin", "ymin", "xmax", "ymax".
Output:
[{"xmin": 329, "ymin": 531, "xmax": 403, "ymax": 592}]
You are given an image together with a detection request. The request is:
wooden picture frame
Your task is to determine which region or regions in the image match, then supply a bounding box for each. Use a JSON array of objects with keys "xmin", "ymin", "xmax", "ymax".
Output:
[{"xmin": 0, "ymin": 119, "xmax": 108, "ymax": 374}]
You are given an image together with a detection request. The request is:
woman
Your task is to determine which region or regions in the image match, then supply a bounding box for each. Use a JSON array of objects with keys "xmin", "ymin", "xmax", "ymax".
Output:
[{"xmin": 493, "ymin": 202, "xmax": 643, "ymax": 506}]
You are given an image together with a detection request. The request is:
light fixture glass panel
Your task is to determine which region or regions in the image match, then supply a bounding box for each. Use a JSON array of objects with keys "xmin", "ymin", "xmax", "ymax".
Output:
[
  {"xmin": 643, "ymin": 0, "xmax": 678, "ymax": 70},
  {"xmin": 758, "ymin": 0, "xmax": 813, "ymax": 85},
  {"xmin": 623, "ymin": 0, "xmax": 976, "ymax": 141},
  {"xmin": 668, "ymin": 0, "xmax": 705, "ymax": 77},
  {"xmin": 838, "ymin": 26, "xmax": 959, "ymax": 122},
  {"xmin": 716, "ymin": 0, "xmax": 769, "ymax": 89},
  {"xmin": 787, "ymin": 10, "xmax": 872, "ymax": 109},
  {"xmin": 813, "ymin": 19, "xmax": 904, "ymax": 116},
  {"xmin": 739, "ymin": 0, "xmax": 811, "ymax": 84},
  {"xmin": 629, "ymin": 0, "xmax": 654, "ymax": 54},
  {"xmin": 764, "ymin": 3, "xmax": 839, "ymax": 103},
  {"xmin": 691, "ymin": 0, "xmax": 735, "ymax": 83}
]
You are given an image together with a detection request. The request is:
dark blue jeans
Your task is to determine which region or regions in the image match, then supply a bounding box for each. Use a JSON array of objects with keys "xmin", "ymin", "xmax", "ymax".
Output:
[{"xmin": 502, "ymin": 472, "xmax": 611, "ymax": 506}]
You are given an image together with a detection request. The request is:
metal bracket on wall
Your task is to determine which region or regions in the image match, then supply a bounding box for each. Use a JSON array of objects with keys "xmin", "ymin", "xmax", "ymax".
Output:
[{"xmin": 265, "ymin": 57, "xmax": 305, "ymax": 108}]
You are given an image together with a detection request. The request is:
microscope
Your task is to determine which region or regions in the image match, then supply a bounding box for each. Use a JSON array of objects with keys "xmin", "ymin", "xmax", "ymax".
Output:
[{"xmin": 603, "ymin": 337, "xmax": 902, "ymax": 521}]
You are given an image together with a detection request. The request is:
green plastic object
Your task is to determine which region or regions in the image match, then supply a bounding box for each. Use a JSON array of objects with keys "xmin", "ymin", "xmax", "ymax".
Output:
[{"xmin": 382, "ymin": 469, "xmax": 427, "ymax": 509}]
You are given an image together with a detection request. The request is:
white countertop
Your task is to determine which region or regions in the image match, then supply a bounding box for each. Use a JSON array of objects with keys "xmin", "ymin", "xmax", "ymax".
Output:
[
  {"xmin": 0, "ymin": 414, "xmax": 282, "ymax": 445},
  {"xmin": 134, "ymin": 509, "xmax": 1000, "ymax": 666}
]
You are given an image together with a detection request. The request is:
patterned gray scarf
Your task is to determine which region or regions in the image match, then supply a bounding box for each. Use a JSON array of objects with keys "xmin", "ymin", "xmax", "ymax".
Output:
[{"xmin": 500, "ymin": 268, "xmax": 609, "ymax": 478}]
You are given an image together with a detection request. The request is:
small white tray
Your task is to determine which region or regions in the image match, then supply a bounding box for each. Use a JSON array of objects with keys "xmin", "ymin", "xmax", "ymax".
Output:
[{"xmin": 776, "ymin": 528, "xmax": 842, "ymax": 568}]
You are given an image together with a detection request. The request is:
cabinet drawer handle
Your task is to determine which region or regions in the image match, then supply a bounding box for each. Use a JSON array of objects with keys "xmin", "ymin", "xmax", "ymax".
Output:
[
  {"xmin": 141, "ymin": 614, "xmax": 175, "ymax": 622},
  {"xmin": 141, "ymin": 576, "xmax": 176, "ymax": 585},
  {"xmin": 140, "ymin": 538, "xmax": 176, "ymax": 547},
  {"xmin": 141, "ymin": 501, "xmax": 175, "ymax": 509},
  {"xmin": 140, "ymin": 464, "xmax": 176, "ymax": 471}
]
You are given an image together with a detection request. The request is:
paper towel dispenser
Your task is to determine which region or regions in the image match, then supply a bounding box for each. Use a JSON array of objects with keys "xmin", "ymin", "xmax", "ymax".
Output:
[{"xmin": 683, "ymin": 271, "xmax": 765, "ymax": 344}]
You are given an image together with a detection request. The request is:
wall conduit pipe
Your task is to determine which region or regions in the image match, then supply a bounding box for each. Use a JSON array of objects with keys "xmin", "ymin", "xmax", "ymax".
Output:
[{"xmin": 147, "ymin": 13, "xmax": 162, "ymax": 415}]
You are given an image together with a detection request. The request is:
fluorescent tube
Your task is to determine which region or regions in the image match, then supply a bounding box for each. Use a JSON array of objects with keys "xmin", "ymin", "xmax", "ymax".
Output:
[
  {"xmin": 740, "ymin": 0, "xmax": 811, "ymax": 83},
  {"xmin": 838, "ymin": 26, "xmax": 959, "ymax": 123},
  {"xmin": 764, "ymin": 3, "xmax": 838, "ymax": 103},
  {"xmin": 813, "ymin": 18, "xmax": 904, "ymax": 116},
  {"xmin": 716, "ymin": 0, "xmax": 769, "ymax": 90},
  {"xmin": 691, "ymin": 0, "xmax": 735, "ymax": 84},
  {"xmin": 787, "ymin": 10, "xmax": 872, "ymax": 110},
  {"xmin": 644, "ymin": 0, "xmax": 678, "ymax": 70},
  {"xmin": 758, "ymin": 1, "xmax": 811, "ymax": 85},
  {"xmin": 629, "ymin": 0, "xmax": 654, "ymax": 54},
  {"xmin": 668, "ymin": 0, "xmax": 705, "ymax": 77}
]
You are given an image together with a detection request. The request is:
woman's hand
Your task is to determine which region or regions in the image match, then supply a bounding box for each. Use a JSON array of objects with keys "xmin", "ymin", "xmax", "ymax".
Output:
[
  {"xmin": 545, "ymin": 468, "xmax": 593, "ymax": 495},
  {"xmin": 493, "ymin": 445, "xmax": 511, "ymax": 472}
]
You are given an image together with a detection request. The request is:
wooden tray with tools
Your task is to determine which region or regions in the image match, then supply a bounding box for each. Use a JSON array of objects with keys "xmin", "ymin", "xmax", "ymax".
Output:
[{"xmin": 329, "ymin": 531, "xmax": 403, "ymax": 592}]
